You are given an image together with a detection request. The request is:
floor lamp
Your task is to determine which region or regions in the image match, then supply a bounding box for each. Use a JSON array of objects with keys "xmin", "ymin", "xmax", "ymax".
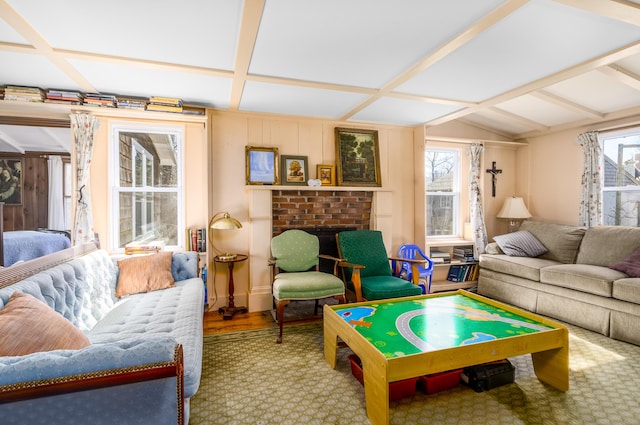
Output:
[{"xmin": 497, "ymin": 197, "xmax": 532, "ymax": 233}]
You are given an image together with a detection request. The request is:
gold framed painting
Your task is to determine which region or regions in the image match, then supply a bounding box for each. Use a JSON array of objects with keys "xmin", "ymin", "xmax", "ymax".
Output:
[
  {"xmin": 280, "ymin": 155, "xmax": 308, "ymax": 186},
  {"xmin": 335, "ymin": 127, "xmax": 381, "ymax": 187},
  {"xmin": 316, "ymin": 164, "xmax": 335, "ymax": 186},
  {"xmin": 245, "ymin": 146, "xmax": 279, "ymax": 185}
]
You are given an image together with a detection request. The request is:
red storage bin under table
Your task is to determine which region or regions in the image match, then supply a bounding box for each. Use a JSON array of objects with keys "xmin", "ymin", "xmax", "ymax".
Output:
[{"xmin": 348, "ymin": 354, "xmax": 418, "ymax": 401}]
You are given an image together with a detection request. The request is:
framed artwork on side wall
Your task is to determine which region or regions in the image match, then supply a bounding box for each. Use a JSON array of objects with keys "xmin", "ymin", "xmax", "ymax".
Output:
[
  {"xmin": 335, "ymin": 127, "xmax": 381, "ymax": 187},
  {"xmin": 280, "ymin": 155, "xmax": 308, "ymax": 186},
  {"xmin": 245, "ymin": 146, "xmax": 279, "ymax": 185},
  {"xmin": 317, "ymin": 164, "xmax": 335, "ymax": 186},
  {"xmin": 0, "ymin": 158, "xmax": 22, "ymax": 204}
]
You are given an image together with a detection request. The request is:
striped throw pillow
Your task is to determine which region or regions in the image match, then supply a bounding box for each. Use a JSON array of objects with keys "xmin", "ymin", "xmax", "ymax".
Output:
[{"xmin": 493, "ymin": 230, "xmax": 548, "ymax": 257}]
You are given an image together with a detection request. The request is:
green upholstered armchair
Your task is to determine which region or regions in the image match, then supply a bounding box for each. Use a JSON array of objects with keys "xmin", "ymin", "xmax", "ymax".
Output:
[
  {"xmin": 336, "ymin": 230, "xmax": 424, "ymax": 302},
  {"xmin": 269, "ymin": 229, "xmax": 346, "ymax": 343}
]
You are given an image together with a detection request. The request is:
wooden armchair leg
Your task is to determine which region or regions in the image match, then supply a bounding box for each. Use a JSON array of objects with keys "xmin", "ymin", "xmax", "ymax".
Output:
[{"xmin": 276, "ymin": 300, "xmax": 290, "ymax": 344}]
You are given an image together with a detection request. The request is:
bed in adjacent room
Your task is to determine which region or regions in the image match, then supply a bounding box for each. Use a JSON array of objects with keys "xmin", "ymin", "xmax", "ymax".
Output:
[{"xmin": 2, "ymin": 230, "xmax": 71, "ymax": 267}]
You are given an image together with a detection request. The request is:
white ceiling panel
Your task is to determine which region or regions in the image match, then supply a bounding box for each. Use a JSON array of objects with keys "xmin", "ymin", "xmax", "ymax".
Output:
[
  {"xmin": 0, "ymin": 16, "xmax": 27, "ymax": 44},
  {"xmin": 2, "ymin": 0, "xmax": 640, "ymax": 141},
  {"xmin": 545, "ymin": 70, "xmax": 640, "ymax": 113},
  {"xmin": 249, "ymin": 0, "xmax": 506, "ymax": 88},
  {"xmin": 351, "ymin": 97, "xmax": 462, "ymax": 126},
  {"xmin": 240, "ymin": 81, "xmax": 368, "ymax": 118},
  {"xmin": 67, "ymin": 59, "xmax": 233, "ymax": 107},
  {"xmin": 396, "ymin": 0, "xmax": 640, "ymax": 102},
  {"xmin": 0, "ymin": 51, "xmax": 81, "ymax": 90},
  {"xmin": 495, "ymin": 94, "xmax": 586, "ymax": 127},
  {"xmin": 5, "ymin": 0, "xmax": 243, "ymax": 70},
  {"xmin": 615, "ymin": 53, "xmax": 640, "ymax": 75},
  {"xmin": 463, "ymin": 110, "xmax": 534, "ymax": 136},
  {"xmin": 0, "ymin": 125, "xmax": 69, "ymax": 153}
]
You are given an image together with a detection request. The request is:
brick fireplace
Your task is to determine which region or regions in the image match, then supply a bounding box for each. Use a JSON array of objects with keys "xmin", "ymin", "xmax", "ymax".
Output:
[
  {"xmin": 271, "ymin": 189, "xmax": 372, "ymax": 235},
  {"xmin": 247, "ymin": 186, "xmax": 393, "ymax": 312},
  {"xmin": 271, "ymin": 189, "xmax": 373, "ymax": 273}
]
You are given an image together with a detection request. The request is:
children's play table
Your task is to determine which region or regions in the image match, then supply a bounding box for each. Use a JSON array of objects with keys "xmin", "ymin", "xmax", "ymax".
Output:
[{"xmin": 323, "ymin": 290, "xmax": 569, "ymax": 425}]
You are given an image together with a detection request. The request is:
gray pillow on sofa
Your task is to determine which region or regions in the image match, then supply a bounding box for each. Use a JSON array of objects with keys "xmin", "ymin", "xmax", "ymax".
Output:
[{"xmin": 493, "ymin": 230, "xmax": 548, "ymax": 257}]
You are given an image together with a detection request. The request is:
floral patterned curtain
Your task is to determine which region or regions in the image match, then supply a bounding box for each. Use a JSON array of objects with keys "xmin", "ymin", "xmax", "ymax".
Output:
[
  {"xmin": 70, "ymin": 113, "xmax": 99, "ymax": 244},
  {"xmin": 466, "ymin": 143, "xmax": 488, "ymax": 258},
  {"xmin": 577, "ymin": 131, "xmax": 602, "ymax": 227}
]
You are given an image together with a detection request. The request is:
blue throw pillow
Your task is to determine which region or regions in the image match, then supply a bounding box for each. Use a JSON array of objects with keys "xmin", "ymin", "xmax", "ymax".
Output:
[{"xmin": 493, "ymin": 230, "xmax": 548, "ymax": 257}]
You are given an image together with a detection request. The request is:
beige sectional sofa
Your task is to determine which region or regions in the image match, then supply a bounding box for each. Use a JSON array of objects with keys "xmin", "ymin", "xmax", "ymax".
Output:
[{"xmin": 478, "ymin": 220, "xmax": 640, "ymax": 346}]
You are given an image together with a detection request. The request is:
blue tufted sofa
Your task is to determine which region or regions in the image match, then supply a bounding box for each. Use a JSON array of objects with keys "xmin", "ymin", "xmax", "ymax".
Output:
[{"xmin": 0, "ymin": 243, "xmax": 204, "ymax": 425}]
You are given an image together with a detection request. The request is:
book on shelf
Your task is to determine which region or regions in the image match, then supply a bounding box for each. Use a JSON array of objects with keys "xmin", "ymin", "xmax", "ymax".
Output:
[
  {"xmin": 188, "ymin": 227, "xmax": 207, "ymax": 252},
  {"xmin": 4, "ymin": 85, "xmax": 45, "ymax": 102},
  {"xmin": 147, "ymin": 103, "xmax": 183, "ymax": 113},
  {"xmin": 430, "ymin": 250, "xmax": 451, "ymax": 263},
  {"xmin": 149, "ymin": 96, "xmax": 183, "ymax": 106},
  {"xmin": 124, "ymin": 240, "xmax": 166, "ymax": 255},
  {"xmin": 446, "ymin": 263, "xmax": 478, "ymax": 282},
  {"xmin": 116, "ymin": 96, "xmax": 148, "ymax": 110}
]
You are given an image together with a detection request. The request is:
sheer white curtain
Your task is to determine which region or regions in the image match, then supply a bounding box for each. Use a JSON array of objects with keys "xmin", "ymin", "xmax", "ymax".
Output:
[
  {"xmin": 466, "ymin": 143, "xmax": 488, "ymax": 258},
  {"xmin": 47, "ymin": 155, "xmax": 65, "ymax": 230},
  {"xmin": 577, "ymin": 131, "xmax": 602, "ymax": 227},
  {"xmin": 70, "ymin": 113, "xmax": 100, "ymax": 244}
]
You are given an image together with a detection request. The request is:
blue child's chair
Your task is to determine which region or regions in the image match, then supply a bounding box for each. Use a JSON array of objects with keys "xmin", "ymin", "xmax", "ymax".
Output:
[{"xmin": 394, "ymin": 244, "xmax": 434, "ymax": 294}]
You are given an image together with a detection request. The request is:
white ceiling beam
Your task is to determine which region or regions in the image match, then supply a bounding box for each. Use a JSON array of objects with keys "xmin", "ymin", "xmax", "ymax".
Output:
[
  {"xmin": 531, "ymin": 90, "xmax": 605, "ymax": 119},
  {"xmin": 228, "ymin": 0, "xmax": 265, "ymax": 111},
  {"xmin": 0, "ymin": 0, "xmax": 96, "ymax": 92},
  {"xmin": 597, "ymin": 64, "xmax": 640, "ymax": 92},
  {"xmin": 551, "ymin": 0, "xmax": 640, "ymax": 26},
  {"xmin": 59, "ymin": 50, "xmax": 234, "ymax": 79}
]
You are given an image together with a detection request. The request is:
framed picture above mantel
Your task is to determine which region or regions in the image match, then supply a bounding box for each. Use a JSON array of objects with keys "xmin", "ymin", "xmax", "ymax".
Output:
[{"xmin": 335, "ymin": 127, "xmax": 381, "ymax": 187}]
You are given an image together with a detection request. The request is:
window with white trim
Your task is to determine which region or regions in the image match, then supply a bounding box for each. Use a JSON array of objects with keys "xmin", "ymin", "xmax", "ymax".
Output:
[
  {"xmin": 601, "ymin": 129, "xmax": 640, "ymax": 227},
  {"xmin": 425, "ymin": 148, "xmax": 460, "ymax": 237},
  {"xmin": 110, "ymin": 125, "xmax": 184, "ymax": 250}
]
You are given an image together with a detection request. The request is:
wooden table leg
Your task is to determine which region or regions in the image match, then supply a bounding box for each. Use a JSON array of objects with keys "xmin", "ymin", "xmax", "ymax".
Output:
[
  {"xmin": 323, "ymin": 305, "xmax": 339, "ymax": 368},
  {"xmin": 531, "ymin": 328, "xmax": 570, "ymax": 391}
]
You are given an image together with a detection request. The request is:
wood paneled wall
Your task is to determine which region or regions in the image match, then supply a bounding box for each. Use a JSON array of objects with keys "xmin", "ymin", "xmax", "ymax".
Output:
[{"xmin": 0, "ymin": 153, "xmax": 61, "ymax": 231}]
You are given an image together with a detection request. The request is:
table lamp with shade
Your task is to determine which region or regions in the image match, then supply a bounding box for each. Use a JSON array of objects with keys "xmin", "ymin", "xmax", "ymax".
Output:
[
  {"xmin": 208, "ymin": 211, "xmax": 242, "ymax": 260},
  {"xmin": 497, "ymin": 197, "xmax": 532, "ymax": 233}
]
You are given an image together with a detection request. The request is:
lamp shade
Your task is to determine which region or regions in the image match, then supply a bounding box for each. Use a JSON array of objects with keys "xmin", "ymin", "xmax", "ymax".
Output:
[
  {"xmin": 209, "ymin": 212, "xmax": 242, "ymax": 230},
  {"xmin": 497, "ymin": 197, "xmax": 532, "ymax": 220}
]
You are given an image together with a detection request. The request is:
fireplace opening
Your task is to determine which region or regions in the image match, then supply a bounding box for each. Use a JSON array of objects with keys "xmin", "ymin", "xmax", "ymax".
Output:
[{"xmin": 295, "ymin": 227, "xmax": 356, "ymax": 274}]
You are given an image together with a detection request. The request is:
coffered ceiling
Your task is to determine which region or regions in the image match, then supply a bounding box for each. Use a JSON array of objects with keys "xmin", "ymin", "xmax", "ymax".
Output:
[{"xmin": 1, "ymin": 0, "xmax": 640, "ymax": 144}]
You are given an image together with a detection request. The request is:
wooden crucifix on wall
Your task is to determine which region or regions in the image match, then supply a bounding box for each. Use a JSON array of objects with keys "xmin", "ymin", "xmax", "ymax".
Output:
[{"xmin": 486, "ymin": 161, "xmax": 502, "ymax": 197}]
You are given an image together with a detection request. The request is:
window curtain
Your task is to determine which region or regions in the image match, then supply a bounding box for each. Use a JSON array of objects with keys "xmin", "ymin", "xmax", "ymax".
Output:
[
  {"xmin": 70, "ymin": 113, "xmax": 99, "ymax": 244},
  {"xmin": 47, "ymin": 155, "xmax": 65, "ymax": 230},
  {"xmin": 466, "ymin": 143, "xmax": 488, "ymax": 258},
  {"xmin": 576, "ymin": 131, "xmax": 602, "ymax": 227}
]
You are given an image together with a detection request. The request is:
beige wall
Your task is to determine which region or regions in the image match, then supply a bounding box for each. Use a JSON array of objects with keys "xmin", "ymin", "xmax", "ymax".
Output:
[
  {"xmin": 519, "ymin": 115, "xmax": 640, "ymax": 226},
  {"xmin": 209, "ymin": 110, "xmax": 420, "ymax": 311},
  {"xmin": 208, "ymin": 111, "xmax": 513, "ymax": 311}
]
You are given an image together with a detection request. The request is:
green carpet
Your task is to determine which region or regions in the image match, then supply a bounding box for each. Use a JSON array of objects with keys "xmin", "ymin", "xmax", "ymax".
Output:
[{"xmin": 190, "ymin": 321, "xmax": 640, "ymax": 424}]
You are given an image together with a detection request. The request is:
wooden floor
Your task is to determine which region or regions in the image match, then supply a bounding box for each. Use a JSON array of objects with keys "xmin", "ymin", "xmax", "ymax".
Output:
[{"xmin": 203, "ymin": 306, "xmax": 322, "ymax": 335}]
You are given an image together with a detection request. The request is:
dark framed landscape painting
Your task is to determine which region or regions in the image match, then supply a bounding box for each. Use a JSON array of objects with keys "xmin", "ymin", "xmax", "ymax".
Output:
[{"xmin": 335, "ymin": 127, "xmax": 381, "ymax": 187}]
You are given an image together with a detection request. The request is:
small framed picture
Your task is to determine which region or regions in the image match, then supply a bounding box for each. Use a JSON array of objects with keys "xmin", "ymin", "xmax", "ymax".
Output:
[
  {"xmin": 0, "ymin": 158, "xmax": 23, "ymax": 205},
  {"xmin": 335, "ymin": 127, "xmax": 381, "ymax": 187},
  {"xmin": 280, "ymin": 155, "xmax": 308, "ymax": 186},
  {"xmin": 245, "ymin": 146, "xmax": 279, "ymax": 185},
  {"xmin": 316, "ymin": 164, "xmax": 335, "ymax": 186}
]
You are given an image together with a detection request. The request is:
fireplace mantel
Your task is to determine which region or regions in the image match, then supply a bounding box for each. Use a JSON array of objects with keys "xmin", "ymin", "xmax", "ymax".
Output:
[
  {"xmin": 245, "ymin": 185, "xmax": 389, "ymax": 192},
  {"xmin": 246, "ymin": 186, "xmax": 394, "ymax": 312}
]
